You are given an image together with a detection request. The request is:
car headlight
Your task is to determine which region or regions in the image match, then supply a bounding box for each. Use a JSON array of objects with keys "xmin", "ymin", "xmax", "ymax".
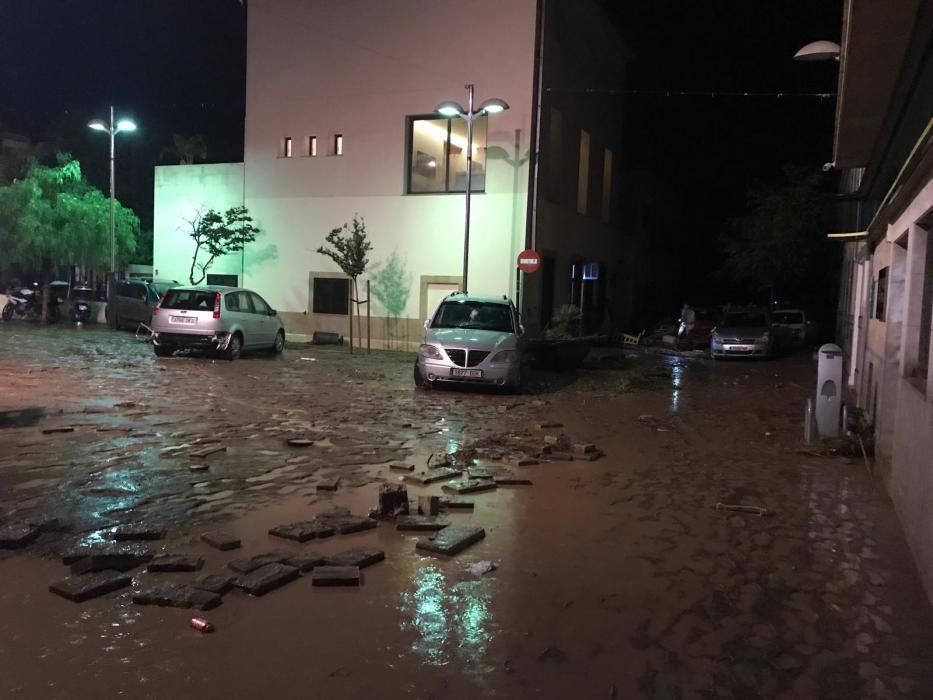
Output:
[
  {"xmin": 491, "ymin": 349, "xmax": 518, "ymax": 363},
  {"xmin": 419, "ymin": 344, "xmax": 443, "ymax": 360}
]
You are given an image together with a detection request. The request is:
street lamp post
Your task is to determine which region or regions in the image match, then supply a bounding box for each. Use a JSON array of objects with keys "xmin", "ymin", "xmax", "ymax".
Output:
[
  {"xmin": 89, "ymin": 106, "xmax": 136, "ymax": 294},
  {"xmin": 435, "ymin": 85, "xmax": 509, "ymax": 293}
]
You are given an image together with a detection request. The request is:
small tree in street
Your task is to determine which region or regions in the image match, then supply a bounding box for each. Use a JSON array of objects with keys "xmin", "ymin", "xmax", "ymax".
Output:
[
  {"xmin": 371, "ymin": 251, "xmax": 412, "ymax": 349},
  {"xmin": 317, "ymin": 215, "xmax": 372, "ymax": 351},
  {"xmin": 185, "ymin": 206, "xmax": 259, "ymax": 285}
]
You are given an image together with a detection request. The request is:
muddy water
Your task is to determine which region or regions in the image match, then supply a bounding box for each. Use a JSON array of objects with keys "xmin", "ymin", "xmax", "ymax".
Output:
[{"xmin": 1, "ymin": 325, "xmax": 932, "ymax": 699}]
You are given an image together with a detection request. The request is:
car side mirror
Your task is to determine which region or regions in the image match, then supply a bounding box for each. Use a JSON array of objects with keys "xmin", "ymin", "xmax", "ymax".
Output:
[
  {"xmin": 269, "ymin": 309, "xmax": 277, "ymax": 316},
  {"xmin": 423, "ymin": 319, "xmax": 430, "ymax": 330}
]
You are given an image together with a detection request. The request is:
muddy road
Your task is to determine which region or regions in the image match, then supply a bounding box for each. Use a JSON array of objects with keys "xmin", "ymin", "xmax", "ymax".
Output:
[{"xmin": 1, "ymin": 324, "xmax": 931, "ymax": 699}]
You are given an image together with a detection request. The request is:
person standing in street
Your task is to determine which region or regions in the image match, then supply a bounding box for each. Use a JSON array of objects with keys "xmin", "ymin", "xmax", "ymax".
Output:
[{"xmin": 678, "ymin": 303, "xmax": 696, "ymax": 348}]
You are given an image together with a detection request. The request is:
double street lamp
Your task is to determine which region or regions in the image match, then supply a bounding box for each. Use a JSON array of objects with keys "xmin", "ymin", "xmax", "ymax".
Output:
[
  {"xmin": 88, "ymin": 106, "xmax": 137, "ymax": 289},
  {"xmin": 435, "ymin": 85, "xmax": 509, "ymax": 293}
]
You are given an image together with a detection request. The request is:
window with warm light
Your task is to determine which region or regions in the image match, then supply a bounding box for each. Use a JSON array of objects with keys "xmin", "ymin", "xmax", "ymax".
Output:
[{"xmin": 406, "ymin": 115, "xmax": 487, "ymax": 194}]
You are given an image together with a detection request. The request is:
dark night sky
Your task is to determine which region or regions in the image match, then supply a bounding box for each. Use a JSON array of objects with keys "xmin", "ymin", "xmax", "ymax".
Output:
[{"xmin": 1, "ymin": 0, "xmax": 842, "ymax": 312}]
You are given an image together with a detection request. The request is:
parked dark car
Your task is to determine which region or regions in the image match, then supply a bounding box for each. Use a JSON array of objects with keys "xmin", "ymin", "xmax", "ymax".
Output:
[{"xmin": 107, "ymin": 279, "xmax": 178, "ymax": 330}]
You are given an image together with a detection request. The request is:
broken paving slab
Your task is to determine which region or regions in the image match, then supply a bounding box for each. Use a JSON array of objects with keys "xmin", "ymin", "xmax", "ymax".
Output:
[
  {"xmin": 325, "ymin": 549, "xmax": 385, "ymax": 569},
  {"xmin": 416, "ymin": 526, "xmax": 486, "ymax": 556},
  {"xmin": 228, "ymin": 552, "xmax": 292, "ymax": 574},
  {"xmin": 396, "ymin": 516, "xmax": 450, "ymax": 532},
  {"xmin": 388, "ymin": 461, "xmax": 415, "ymax": 472},
  {"xmin": 191, "ymin": 573, "xmax": 238, "ymax": 595},
  {"xmin": 200, "ymin": 531, "xmax": 241, "ymax": 551},
  {"xmin": 190, "ymin": 444, "xmax": 226, "ymax": 459},
  {"xmin": 236, "ymin": 563, "xmax": 300, "ymax": 596},
  {"xmin": 316, "ymin": 477, "xmax": 340, "ymax": 492},
  {"xmin": 405, "ymin": 467, "xmax": 463, "ymax": 485},
  {"xmin": 286, "ymin": 552, "xmax": 327, "ymax": 573},
  {"xmin": 147, "ymin": 553, "xmax": 204, "ymax": 572},
  {"xmin": 66, "ymin": 545, "xmax": 154, "ymax": 573},
  {"xmin": 0, "ymin": 524, "xmax": 41, "ymax": 549},
  {"xmin": 269, "ymin": 521, "xmax": 329, "ymax": 543},
  {"xmin": 50, "ymin": 571, "xmax": 132, "ymax": 602},
  {"xmin": 110, "ymin": 525, "xmax": 165, "ymax": 541},
  {"xmin": 133, "ymin": 582, "xmax": 222, "ymax": 610},
  {"xmin": 442, "ymin": 479, "xmax": 497, "ymax": 495},
  {"xmin": 311, "ymin": 565, "xmax": 361, "ymax": 587},
  {"xmin": 334, "ymin": 517, "xmax": 377, "ymax": 535}
]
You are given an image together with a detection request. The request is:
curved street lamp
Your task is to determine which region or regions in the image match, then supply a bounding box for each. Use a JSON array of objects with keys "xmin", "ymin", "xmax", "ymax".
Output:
[
  {"xmin": 88, "ymin": 106, "xmax": 137, "ymax": 294},
  {"xmin": 434, "ymin": 85, "xmax": 510, "ymax": 293}
]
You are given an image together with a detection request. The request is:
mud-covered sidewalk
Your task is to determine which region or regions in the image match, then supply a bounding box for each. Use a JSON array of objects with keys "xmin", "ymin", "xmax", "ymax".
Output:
[{"xmin": 1, "ymin": 324, "xmax": 931, "ymax": 699}]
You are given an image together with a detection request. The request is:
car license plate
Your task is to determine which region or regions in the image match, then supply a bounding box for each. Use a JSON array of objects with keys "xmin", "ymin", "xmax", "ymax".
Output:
[
  {"xmin": 451, "ymin": 368, "xmax": 482, "ymax": 378},
  {"xmin": 170, "ymin": 316, "xmax": 196, "ymax": 325},
  {"xmin": 730, "ymin": 345, "xmax": 750, "ymax": 351}
]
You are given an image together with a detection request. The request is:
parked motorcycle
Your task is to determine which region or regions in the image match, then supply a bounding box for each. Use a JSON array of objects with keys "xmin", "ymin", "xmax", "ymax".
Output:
[
  {"xmin": 69, "ymin": 283, "xmax": 95, "ymax": 322},
  {"xmin": 1, "ymin": 283, "xmax": 64, "ymax": 322}
]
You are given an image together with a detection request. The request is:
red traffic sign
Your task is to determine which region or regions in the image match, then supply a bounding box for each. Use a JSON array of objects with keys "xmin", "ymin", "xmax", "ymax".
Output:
[{"xmin": 517, "ymin": 249, "xmax": 541, "ymax": 274}]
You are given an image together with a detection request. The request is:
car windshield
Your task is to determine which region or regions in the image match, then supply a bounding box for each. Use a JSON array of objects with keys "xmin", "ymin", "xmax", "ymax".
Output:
[
  {"xmin": 773, "ymin": 311, "xmax": 804, "ymax": 324},
  {"xmin": 722, "ymin": 312, "xmax": 768, "ymax": 327},
  {"xmin": 432, "ymin": 300, "xmax": 514, "ymax": 332},
  {"xmin": 161, "ymin": 289, "xmax": 216, "ymax": 310},
  {"xmin": 150, "ymin": 282, "xmax": 175, "ymax": 297}
]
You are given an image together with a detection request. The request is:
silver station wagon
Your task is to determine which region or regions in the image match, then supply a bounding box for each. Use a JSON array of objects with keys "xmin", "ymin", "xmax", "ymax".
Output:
[
  {"xmin": 415, "ymin": 292, "xmax": 523, "ymax": 391},
  {"xmin": 150, "ymin": 286, "xmax": 285, "ymax": 360}
]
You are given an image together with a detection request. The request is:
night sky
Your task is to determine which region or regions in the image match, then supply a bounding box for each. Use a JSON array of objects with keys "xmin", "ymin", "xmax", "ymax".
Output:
[{"xmin": 1, "ymin": 0, "xmax": 842, "ymax": 315}]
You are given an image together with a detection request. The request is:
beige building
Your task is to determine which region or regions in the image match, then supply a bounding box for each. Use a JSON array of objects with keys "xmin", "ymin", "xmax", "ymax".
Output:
[
  {"xmin": 833, "ymin": 0, "xmax": 933, "ymax": 600},
  {"xmin": 153, "ymin": 0, "xmax": 632, "ymax": 347}
]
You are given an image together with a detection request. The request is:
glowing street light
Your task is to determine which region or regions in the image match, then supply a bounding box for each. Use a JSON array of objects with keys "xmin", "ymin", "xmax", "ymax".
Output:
[
  {"xmin": 435, "ymin": 85, "xmax": 509, "ymax": 292},
  {"xmin": 88, "ymin": 105, "xmax": 137, "ymax": 295}
]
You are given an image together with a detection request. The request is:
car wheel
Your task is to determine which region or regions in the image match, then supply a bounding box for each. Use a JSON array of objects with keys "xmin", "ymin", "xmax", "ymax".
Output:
[
  {"xmin": 413, "ymin": 362, "xmax": 429, "ymax": 389},
  {"xmin": 224, "ymin": 333, "xmax": 243, "ymax": 361},
  {"xmin": 272, "ymin": 329, "xmax": 285, "ymax": 354},
  {"xmin": 153, "ymin": 345, "xmax": 173, "ymax": 358}
]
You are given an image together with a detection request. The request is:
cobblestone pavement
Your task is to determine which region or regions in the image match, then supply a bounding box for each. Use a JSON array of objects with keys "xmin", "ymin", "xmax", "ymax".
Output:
[{"xmin": 1, "ymin": 324, "xmax": 931, "ymax": 699}]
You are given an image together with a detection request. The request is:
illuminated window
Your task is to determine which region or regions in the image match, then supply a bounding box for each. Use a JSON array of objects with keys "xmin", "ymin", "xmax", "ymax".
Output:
[
  {"xmin": 282, "ymin": 137, "xmax": 293, "ymax": 158},
  {"xmin": 306, "ymin": 135, "xmax": 317, "ymax": 157},
  {"xmin": 577, "ymin": 130, "xmax": 590, "ymax": 215},
  {"xmin": 334, "ymin": 134, "xmax": 343, "ymax": 156},
  {"xmin": 406, "ymin": 115, "xmax": 487, "ymax": 194}
]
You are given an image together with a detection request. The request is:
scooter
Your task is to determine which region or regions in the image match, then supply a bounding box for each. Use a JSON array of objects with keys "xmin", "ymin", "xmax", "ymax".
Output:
[
  {"xmin": 2, "ymin": 284, "xmax": 38, "ymax": 321},
  {"xmin": 69, "ymin": 283, "xmax": 95, "ymax": 322}
]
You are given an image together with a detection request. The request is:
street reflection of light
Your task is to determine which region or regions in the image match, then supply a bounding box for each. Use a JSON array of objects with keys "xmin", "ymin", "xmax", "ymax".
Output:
[
  {"xmin": 670, "ymin": 364, "xmax": 683, "ymax": 414},
  {"xmin": 401, "ymin": 566, "xmax": 449, "ymax": 665}
]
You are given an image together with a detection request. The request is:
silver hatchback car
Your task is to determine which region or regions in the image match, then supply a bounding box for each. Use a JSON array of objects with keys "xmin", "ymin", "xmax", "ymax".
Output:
[
  {"xmin": 415, "ymin": 293, "xmax": 523, "ymax": 391},
  {"xmin": 150, "ymin": 286, "xmax": 285, "ymax": 360}
]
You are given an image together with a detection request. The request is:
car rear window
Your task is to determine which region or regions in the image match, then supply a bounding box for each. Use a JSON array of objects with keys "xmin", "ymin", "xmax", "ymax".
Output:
[
  {"xmin": 723, "ymin": 312, "xmax": 768, "ymax": 327},
  {"xmin": 773, "ymin": 311, "xmax": 803, "ymax": 324},
  {"xmin": 432, "ymin": 300, "xmax": 514, "ymax": 333},
  {"xmin": 161, "ymin": 289, "xmax": 216, "ymax": 310}
]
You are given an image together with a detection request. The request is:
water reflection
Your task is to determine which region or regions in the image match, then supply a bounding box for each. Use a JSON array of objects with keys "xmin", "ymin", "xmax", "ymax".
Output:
[
  {"xmin": 400, "ymin": 563, "xmax": 495, "ymax": 673},
  {"xmin": 670, "ymin": 363, "xmax": 684, "ymax": 414}
]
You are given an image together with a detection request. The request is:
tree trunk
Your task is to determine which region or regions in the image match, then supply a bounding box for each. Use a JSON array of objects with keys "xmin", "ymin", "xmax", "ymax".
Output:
[{"xmin": 40, "ymin": 264, "xmax": 50, "ymax": 323}]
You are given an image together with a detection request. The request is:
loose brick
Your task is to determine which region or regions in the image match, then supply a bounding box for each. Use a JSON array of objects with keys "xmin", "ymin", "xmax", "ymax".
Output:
[
  {"xmin": 286, "ymin": 438, "xmax": 314, "ymax": 447},
  {"xmin": 442, "ymin": 479, "xmax": 497, "ymax": 495},
  {"xmin": 416, "ymin": 526, "xmax": 486, "ymax": 556},
  {"xmin": 228, "ymin": 552, "xmax": 291, "ymax": 574},
  {"xmin": 191, "ymin": 573, "xmax": 238, "ymax": 595},
  {"xmin": 389, "ymin": 462, "xmax": 415, "ymax": 472},
  {"xmin": 286, "ymin": 552, "xmax": 327, "ymax": 573},
  {"xmin": 311, "ymin": 565, "xmax": 361, "ymax": 587},
  {"xmin": 535, "ymin": 422, "xmax": 563, "ymax": 430},
  {"xmin": 439, "ymin": 498, "xmax": 474, "ymax": 510},
  {"xmin": 236, "ymin": 563, "xmax": 300, "ymax": 596},
  {"xmin": 269, "ymin": 522, "xmax": 325, "ymax": 543},
  {"xmin": 579, "ymin": 450, "xmax": 604, "ymax": 462},
  {"xmin": 49, "ymin": 571, "xmax": 131, "ymax": 602},
  {"xmin": 325, "ymin": 549, "xmax": 385, "ymax": 569},
  {"xmin": 200, "ymin": 531, "xmax": 241, "ymax": 551},
  {"xmin": 573, "ymin": 443, "xmax": 597, "ymax": 455},
  {"xmin": 316, "ymin": 477, "xmax": 340, "ymax": 492},
  {"xmin": 0, "ymin": 524, "xmax": 40, "ymax": 549},
  {"xmin": 334, "ymin": 517, "xmax": 377, "ymax": 535},
  {"xmin": 111, "ymin": 525, "xmax": 165, "ymax": 542},
  {"xmin": 133, "ymin": 582, "xmax": 222, "ymax": 610},
  {"xmin": 66, "ymin": 545, "xmax": 154, "ymax": 573},
  {"xmin": 147, "ymin": 553, "xmax": 204, "ymax": 572},
  {"xmin": 396, "ymin": 516, "xmax": 449, "ymax": 531},
  {"xmin": 495, "ymin": 476, "xmax": 534, "ymax": 486},
  {"xmin": 405, "ymin": 467, "xmax": 463, "ymax": 485}
]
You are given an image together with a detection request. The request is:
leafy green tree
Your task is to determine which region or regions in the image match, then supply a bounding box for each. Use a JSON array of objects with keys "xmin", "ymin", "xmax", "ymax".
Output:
[
  {"xmin": 161, "ymin": 133, "xmax": 208, "ymax": 165},
  {"xmin": 0, "ymin": 155, "xmax": 139, "ymax": 320},
  {"xmin": 317, "ymin": 215, "xmax": 372, "ymax": 351},
  {"xmin": 185, "ymin": 206, "xmax": 259, "ymax": 285},
  {"xmin": 722, "ymin": 166, "xmax": 828, "ymax": 306},
  {"xmin": 371, "ymin": 251, "xmax": 411, "ymax": 349}
]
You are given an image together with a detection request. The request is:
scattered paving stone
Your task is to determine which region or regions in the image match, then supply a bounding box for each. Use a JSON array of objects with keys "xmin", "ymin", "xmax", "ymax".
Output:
[
  {"xmin": 543, "ymin": 435, "xmax": 564, "ymax": 446},
  {"xmin": 228, "ymin": 552, "xmax": 291, "ymax": 574},
  {"xmin": 41, "ymin": 426, "xmax": 75, "ymax": 434},
  {"xmin": 236, "ymin": 563, "xmax": 300, "ymax": 596},
  {"xmin": 67, "ymin": 546, "xmax": 154, "ymax": 574},
  {"xmin": 286, "ymin": 552, "xmax": 327, "ymax": 573},
  {"xmin": 535, "ymin": 422, "xmax": 563, "ymax": 430},
  {"xmin": 133, "ymin": 582, "xmax": 222, "ymax": 610},
  {"xmin": 440, "ymin": 498, "xmax": 475, "ymax": 510},
  {"xmin": 405, "ymin": 468, "xmax": 463, "ymax": 485},
  {"xmin": 147, "ymin": 553, "xmax": 204, "ymax": 572},
  {"xmin": 418, "ymin": 496, "xmax": 440, "ymax": 516},
  {"xmin": 311, "ymin": 565, "xmax": 361, "ymax": 587},
  {"xmin": 111, "ymin": 525, "xmax": 165, "ymax": 542},
  {"xmin": 200, "ymin": 531, "xmax": 241, "ymax": 551},
  {"xmin": 442, "ymin": 479, "xmax": 497, "ymax": 495},
  {"xmin": 188, "ymin": 464, "xmax": 210, "ymax": 472},
  {"xmin": 495, "ymin": 476, "xmax": 534, "ymax": 486},
  {"xmin": 389, "ymin": 462, "xmax": 415, "ymax": 472},
  {"xmin": 316, "ymin": 477, "xmax": 341, "ymax": 492},
  {"xmin": 507, "ymin": 456, "xmax": 539, "ymax": 467},
  {"xmin": 335, "ymin": 517, "xmax": 377, "ymax": 535},
  {"xmin": 269, "ymin": 522, "xmax": 328, "ymax": 543},
  {"xmin": 325, "ymin": 549, "xmax": 385, "ymax": 569},
  {"xmin": 547, "ymin": 451, "xmax": 575, "ymax": 461},
  {"xmin": 49, "ymin": 571, "xmax": 132, "ymax": 602},
  {"xmin": 416, "ymin": 526, "xmax": 486, "ymax": 556},
  {"xmin": 0, "ymin": 524, "xmax": 40, "ymax": 549},
  {"xmin": 573, "ymin": 443, "xmax": 597, "ymax": 455},
  {"xmin": 190, "ymin": 444, "xmax": 226, "ymax": 459},
  {"xmin": 286, "ymin": 438, "xmax": 315, "ymax": 447},
  {"xmin": 191, "ymin": 573, "xmax": 238, "ymax": 595},
  {"xmin": 578, "ymin": 450, "xmax": 604, "ymax": 462},
  {"xmin": 396, "ymin": 516, "xmax": 450, "ymax": 531},
  {"xmin": 378, "ymin": 484, "xmax": 410, "ymax": 517}
]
